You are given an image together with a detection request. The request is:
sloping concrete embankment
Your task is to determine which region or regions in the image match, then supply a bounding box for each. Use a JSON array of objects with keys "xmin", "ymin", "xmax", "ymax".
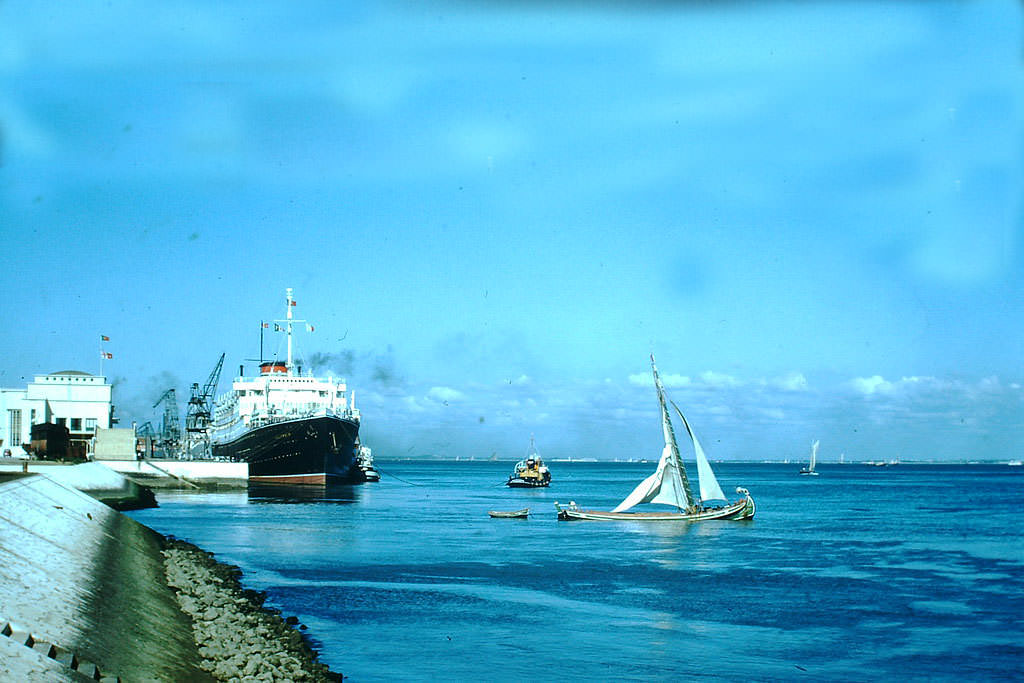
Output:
[
  {"xmin": 0, "ymin": 473, "xmax": 211, "ymax": 681},
  {"xmin": 0, "ymin": 461, "xmax": 157, "ymax": 510}
]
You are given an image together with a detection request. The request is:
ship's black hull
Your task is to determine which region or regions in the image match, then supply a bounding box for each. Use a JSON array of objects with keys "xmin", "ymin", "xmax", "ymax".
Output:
[{"xmin": 211, "ymin": 415, "xmax": 361, "ymax": 485}]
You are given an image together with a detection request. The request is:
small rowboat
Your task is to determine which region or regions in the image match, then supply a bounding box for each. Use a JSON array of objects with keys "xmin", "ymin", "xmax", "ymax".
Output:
[{"xmin": 488, "ymin": 508, "xmax": 530, "ymax": 519}]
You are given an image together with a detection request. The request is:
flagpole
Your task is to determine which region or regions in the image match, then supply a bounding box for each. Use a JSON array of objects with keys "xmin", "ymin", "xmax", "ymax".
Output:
[{"xmin": 99, "ymin": 335, "xmax": 111, "ymax": 376}]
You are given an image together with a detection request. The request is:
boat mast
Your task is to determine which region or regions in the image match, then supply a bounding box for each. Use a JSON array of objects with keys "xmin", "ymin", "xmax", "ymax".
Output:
[{"xmin": 651, "ymin": 355, "xmax": 696, "ymax": 509}]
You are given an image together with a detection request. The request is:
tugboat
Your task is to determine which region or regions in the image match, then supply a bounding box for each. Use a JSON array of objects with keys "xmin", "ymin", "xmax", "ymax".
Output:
[
  {"xmin": 357, "ymin": 444, "xmax": 380, "ymax": 482},
  {"xmin": 209, "ymin": 289, "xmax": 363, "ymax": 485},
  {"xmin": 506, "ymin": 435, "xmax": 551, "ymax": 488}
]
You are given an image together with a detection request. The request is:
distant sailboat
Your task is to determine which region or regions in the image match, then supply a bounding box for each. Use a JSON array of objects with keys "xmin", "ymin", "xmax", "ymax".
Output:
[
  {"xmin": 799, "ymin": 440, "xmax": 820, "ymax": 476},
  {"xmin": 555, "ymin": 356, "xmax": 755, "ymax": 522}
]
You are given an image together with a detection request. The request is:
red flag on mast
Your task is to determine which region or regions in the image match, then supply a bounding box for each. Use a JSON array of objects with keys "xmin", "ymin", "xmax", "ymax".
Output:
[{"xmin": 101, "ymin": 335, "xmax": 110, "ymax": 342}]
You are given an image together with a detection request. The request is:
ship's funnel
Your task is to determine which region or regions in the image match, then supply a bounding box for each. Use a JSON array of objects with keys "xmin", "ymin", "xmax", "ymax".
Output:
[{"xmin": 259, "ymin": 361, "xmax": 288, "ymax": 375}]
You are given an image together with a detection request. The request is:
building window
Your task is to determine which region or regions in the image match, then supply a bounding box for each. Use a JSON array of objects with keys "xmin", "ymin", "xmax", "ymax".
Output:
[
  {"xmin": 71, "ymin": 418, "xmax": 82, "ymax": 432},
  {"xmin": 57, "ymin": 417, "xmax": 67, "ymax": 427},
  {"xmin": 8, "ymin": 410, "xmax": 22, "ymax": 447},
  {"xmin": 85, "ymin": 418, "xmax": 97, "ymax": 432},
  {"xmin": 30, "ymin": 409, "xmax": 37, "ymax": 424}
]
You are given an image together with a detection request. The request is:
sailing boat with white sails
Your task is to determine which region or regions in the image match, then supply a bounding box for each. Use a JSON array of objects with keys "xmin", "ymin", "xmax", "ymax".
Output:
[
  {"xmin": 799, "ymin": 440, "xmax": 820, "ymax": 476},
  {"xmin": 555, "ymin": 356, "xmax": 755, "ymax": 522}
]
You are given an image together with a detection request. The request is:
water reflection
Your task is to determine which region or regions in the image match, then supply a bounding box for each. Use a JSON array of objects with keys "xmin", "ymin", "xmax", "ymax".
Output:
[{"xmin": 246, "ymin": 483, "xmax": 364, "ymax": 505}]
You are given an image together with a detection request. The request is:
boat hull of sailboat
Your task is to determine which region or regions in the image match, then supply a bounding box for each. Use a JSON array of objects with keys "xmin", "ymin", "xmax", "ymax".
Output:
[
  {"xmin": 555, "ymin": 495, "xmax": 755, "ymax": 522},
  {"xmin": 798, "ymin": 469, "xmax": 819, "ymax": 476}
]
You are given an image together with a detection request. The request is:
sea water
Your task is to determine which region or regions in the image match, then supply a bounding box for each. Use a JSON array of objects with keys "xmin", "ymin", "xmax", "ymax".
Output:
[{"xmin": 128, "ymin": 462, "xmax": 1024, "ymax": 681}]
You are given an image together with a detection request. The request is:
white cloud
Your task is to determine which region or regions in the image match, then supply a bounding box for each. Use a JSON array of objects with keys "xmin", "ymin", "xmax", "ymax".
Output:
[
  {"xmin": 629, "ymin": 372, "xmax": 692, "ymax": 387},
  {"xmin": 845, "ymin": 374, "xmax": 1003, "ymax": 399},
  {"xmin": 401, "ymin": 395, "xmax": 426, "ymax": 413},
  {"xmin": 631, "ymin": 370, "xmax": 744, "ymax": 390},
  {"xmin": 772, "ymin": 372, "xmax": 809, "ymax": 392},
  {"xmin": 849, "ymin": 375, "xmax": 894, "ymax": 395},
  {"xmin": 426, "ymin": 386, "xmax": 466, "ymax": 403},
  {"xmin": 698, "ymin": 371, "xmax": 740, "ymax": 388}
]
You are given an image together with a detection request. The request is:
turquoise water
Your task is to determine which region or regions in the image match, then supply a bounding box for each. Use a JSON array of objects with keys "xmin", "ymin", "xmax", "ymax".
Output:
[{"xmin": 128, "ymin": 462, "xmax": 1024, "ymax": 681}]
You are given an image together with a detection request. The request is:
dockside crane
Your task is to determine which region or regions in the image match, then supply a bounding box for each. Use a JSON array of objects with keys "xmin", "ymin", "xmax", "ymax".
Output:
[
  {"xmin": 184, "ymin": 353, "xmax": 225, "ymax": 459},
  {"xmin": 154, "ymin": 388, "xmax": 181, "ymax": 456}
]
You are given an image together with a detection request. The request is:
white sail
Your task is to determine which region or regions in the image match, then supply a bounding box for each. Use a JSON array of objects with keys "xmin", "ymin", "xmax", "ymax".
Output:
[
  {"xmin": 612, "ymin": 443, "xmax": 691, "ymax": 512},
  {"xmin": 672, "ymin": 402, "xmax": 727, "ymax": 503},
  {"xmin": 809, "ymin": 440, "xmax": 819, "ymax": 471},
  {"xmin": 612, "ymin": 357, "xmax": 694, "ymax": 513}
]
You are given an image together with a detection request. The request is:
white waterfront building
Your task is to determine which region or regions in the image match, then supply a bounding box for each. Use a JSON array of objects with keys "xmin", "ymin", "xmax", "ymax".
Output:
[{"xmin": 0, "ymin": 371, "xmax": 114, "ymax": 457}]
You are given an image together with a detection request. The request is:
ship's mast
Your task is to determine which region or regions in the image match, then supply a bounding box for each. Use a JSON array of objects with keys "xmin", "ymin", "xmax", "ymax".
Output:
[
  {"xmin": 277, "ymin": 287, "xmax": 308, "ymax": 375},
  {"xmin": 286, "ymin": 287, "xmax": 294, "ymax": 372}
]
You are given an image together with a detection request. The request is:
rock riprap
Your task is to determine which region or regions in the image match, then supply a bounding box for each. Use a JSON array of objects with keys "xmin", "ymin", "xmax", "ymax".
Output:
[{"xmin": 163, "ymin": 538, "xmax": 341, "ymax": 682}]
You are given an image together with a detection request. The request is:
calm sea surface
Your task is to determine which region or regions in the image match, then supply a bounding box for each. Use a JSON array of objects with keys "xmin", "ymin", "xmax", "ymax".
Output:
[{"xmin": 128, "ymin": 462, "xmax": 1024, "ymax": 681}]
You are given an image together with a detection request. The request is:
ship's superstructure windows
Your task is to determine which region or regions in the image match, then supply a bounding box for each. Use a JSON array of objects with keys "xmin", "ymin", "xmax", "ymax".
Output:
[
  {"xmin": 70, "ymin": 418, "xmax": 82, "ymax": 431},
  {"xmin": 85, "ymin": 418, "xmax": 97, "ymax": 432}
]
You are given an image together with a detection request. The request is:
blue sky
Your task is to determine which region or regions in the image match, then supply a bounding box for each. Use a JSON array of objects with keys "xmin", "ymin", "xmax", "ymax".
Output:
[{"xmin": 1, "ymin": 1, "xmax": 1021, "ymax": 461}]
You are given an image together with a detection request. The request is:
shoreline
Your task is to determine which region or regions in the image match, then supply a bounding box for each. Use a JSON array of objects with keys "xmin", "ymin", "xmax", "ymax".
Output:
[
  {"xmin": 0, "ymin": 472, "xmax": 343, "ymax": 681},
  {"xmin": 161, "ymin": 536, "xmax": 342, "ymax": 682}
]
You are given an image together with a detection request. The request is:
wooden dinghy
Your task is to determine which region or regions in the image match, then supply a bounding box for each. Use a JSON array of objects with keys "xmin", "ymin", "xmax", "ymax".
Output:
[{"xmin": 488, "ymin": 508, "xmax": 530, "ymax": 518}]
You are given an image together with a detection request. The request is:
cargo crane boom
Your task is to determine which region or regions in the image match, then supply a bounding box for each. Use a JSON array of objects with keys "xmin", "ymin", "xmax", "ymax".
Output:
[
  {"xmin": 184, "ymin": 353, "xmax": 225, "ymax": 459},
  {"xmin": 186, "ymin": 353, "xmax": 225, "ymax": 433},
  {"xmin": 153, "ymin": 388, "xmax": 181, "ymax": 453}
]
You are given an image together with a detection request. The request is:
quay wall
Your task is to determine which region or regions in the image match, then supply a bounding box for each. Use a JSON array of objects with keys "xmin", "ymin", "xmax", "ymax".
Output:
[
  {"xmin": 0, "ymin": 474, "xmax": 211, "ymax": 680},
  {"xmin": 0, "ymin": 461, "xmax": 156, "ymax": 509},
  {"xmin": 99, "ymin": 459, "xmax": 248, "ymax": 487}
]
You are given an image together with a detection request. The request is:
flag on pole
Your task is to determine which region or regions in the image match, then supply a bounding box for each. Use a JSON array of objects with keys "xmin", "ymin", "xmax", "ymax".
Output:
[
  {"xmin": 290, "ymin": 300, "xmax": 297, "ymax": 306},
  {"xmin": 101, "ymin": 352, "xmax": 113, "ymax": 359},
  {"xmin": 306, "ymin": 324, "xmax": 315, "ymax": 332},
  {"xmin": 262, "ymin": 322, "xmax": 270, "ymax": 329},
  {"xmin": 101, "ymin": 335, "xmax": 110, "ymax": 342}
]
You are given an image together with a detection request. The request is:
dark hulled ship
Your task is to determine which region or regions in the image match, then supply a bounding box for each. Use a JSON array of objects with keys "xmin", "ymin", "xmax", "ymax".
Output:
[{"xmin": 209, "ymin": 289, "xmax": 366, "ymax": 485}]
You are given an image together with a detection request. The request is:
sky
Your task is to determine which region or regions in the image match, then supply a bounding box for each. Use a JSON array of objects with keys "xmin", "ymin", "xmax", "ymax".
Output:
[{"xmin": 1, "ymin": 1, "xmax": 1021, "ymax": 462}]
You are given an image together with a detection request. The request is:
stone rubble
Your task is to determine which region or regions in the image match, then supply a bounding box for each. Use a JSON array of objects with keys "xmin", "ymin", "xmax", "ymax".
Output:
[{"xmin": 162, "ymin": 538, "xmax": 342, "ymax": 682}]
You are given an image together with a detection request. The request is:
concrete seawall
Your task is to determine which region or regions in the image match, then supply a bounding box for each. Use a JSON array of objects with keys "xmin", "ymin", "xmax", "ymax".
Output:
[
  {"xmin": 1, "ymin": 472, "xmax": 341, "ymax": 681},
  {"xmin": 0, "ymin": 473, "xmax": 210, "ymax": 680},
  {"xmin": 99, "ymin": 459, "xmax": 248, "ymax": 489},
  {"xmin": 0, "ymin": 461, "xmax": 158, "ymax": 509}
]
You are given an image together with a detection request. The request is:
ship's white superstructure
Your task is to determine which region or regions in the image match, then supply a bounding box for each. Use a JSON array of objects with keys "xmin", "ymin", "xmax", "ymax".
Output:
[{"xmin": 211, "ymin": 369, "xmax": 358, "ymax": 446}]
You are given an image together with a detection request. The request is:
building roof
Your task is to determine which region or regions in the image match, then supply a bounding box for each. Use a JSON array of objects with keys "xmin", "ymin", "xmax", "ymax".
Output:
[{"xmin": 49, "ymin": 371, "xmax": 94, "ymax": 376}]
